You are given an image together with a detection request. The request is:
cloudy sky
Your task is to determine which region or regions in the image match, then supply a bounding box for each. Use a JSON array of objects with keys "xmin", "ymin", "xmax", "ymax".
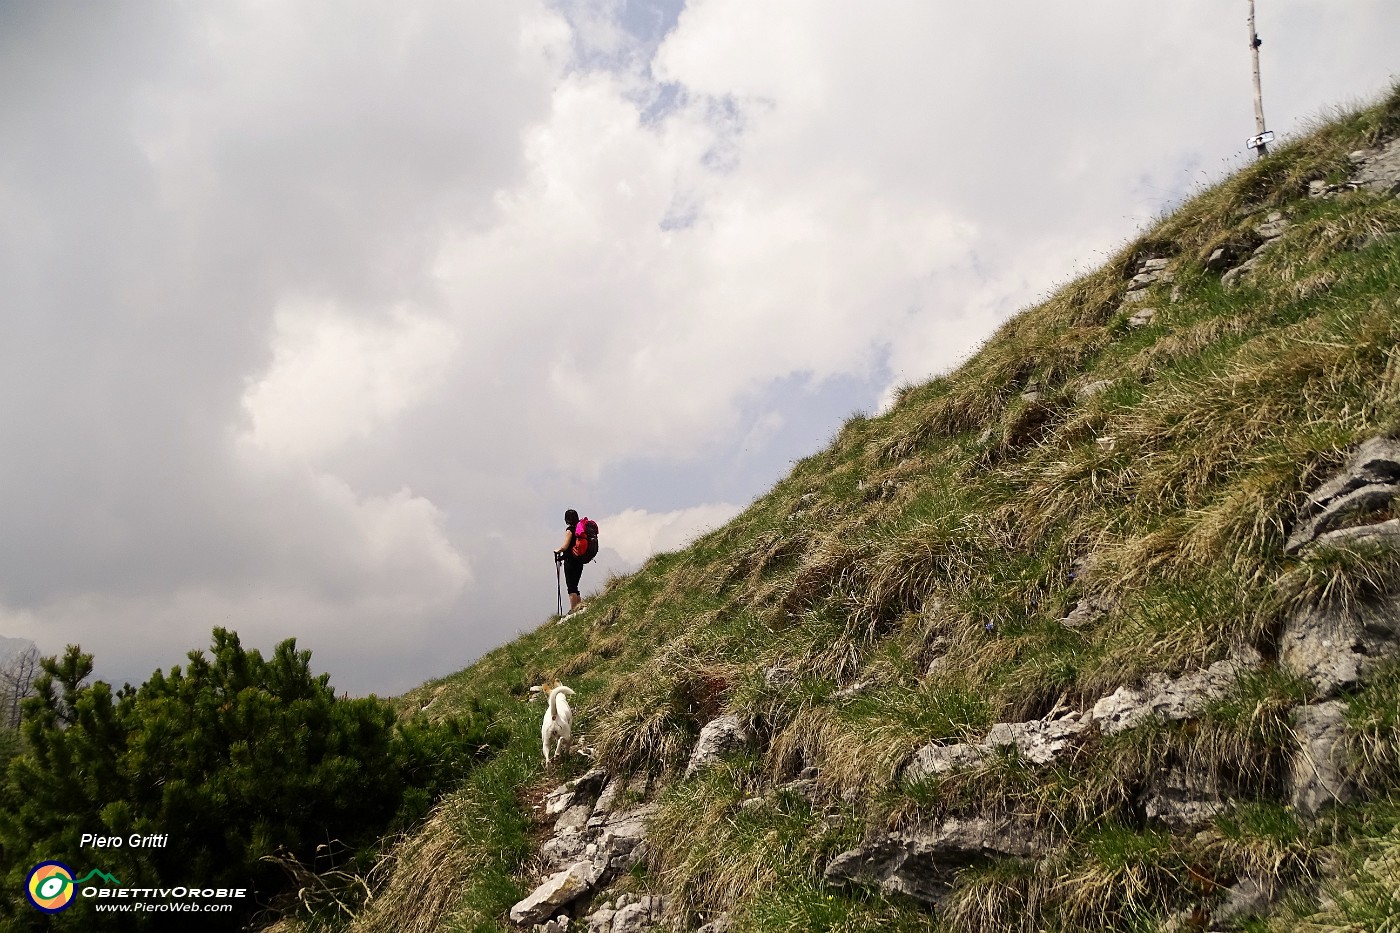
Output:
[{"xmin": 1, "ymin": 1, "xmax": 1396, "ymax": 696}]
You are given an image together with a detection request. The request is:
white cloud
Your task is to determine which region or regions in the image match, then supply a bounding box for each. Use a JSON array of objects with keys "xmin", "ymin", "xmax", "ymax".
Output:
[
  {"xmin": 240, "ymin": 300, "xmax": 458, "ymax": 462},
  {"xmin": 596, "ymin": 503, "xmax": 743, "ymax": 565},
  {"xmin": 434, "ymin": 64, "xmax": 975, "ymax": 474}
]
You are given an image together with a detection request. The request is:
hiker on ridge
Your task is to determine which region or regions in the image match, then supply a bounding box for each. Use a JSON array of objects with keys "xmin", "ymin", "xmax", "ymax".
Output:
[{"xmin": 554, "ymin": 509, "xmax": 598, "ymax": 614}]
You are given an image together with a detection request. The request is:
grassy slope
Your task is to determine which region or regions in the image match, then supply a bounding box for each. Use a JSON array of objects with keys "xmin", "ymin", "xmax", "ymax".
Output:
[{"xmin": 303, "ymin": 89, "xmax": 1400, "ymax": 933}]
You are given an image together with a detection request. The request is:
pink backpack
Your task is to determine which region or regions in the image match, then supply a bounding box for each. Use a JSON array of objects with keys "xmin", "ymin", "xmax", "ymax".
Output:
[{"xmin": 570, "ymin": 518, "xmax": 599, "ymax": 562}]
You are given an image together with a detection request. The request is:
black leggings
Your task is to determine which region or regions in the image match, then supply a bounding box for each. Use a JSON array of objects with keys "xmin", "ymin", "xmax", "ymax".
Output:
[{"xmin": 562, "ymin": 553, "xmax": 584, "ymax": 595}]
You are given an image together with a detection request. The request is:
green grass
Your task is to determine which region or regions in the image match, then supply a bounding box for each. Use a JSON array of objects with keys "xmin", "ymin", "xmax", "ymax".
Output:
[{"xmin": 272, "ymin": 85, "xmax": 1400, "ymax": 933}]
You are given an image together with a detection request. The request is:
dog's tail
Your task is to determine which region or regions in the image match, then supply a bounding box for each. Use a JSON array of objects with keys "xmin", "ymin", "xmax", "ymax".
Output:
[{"xmin": 549, "ymin": 684, "xmax": 575, "ymax": 719}]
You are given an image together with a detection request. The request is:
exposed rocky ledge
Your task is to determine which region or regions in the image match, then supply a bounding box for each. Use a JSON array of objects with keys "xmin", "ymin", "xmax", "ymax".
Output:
[
  {"xmin": 1280, "ymin": 575, "xmax": 1400, "ymax": 699},
  {"xmin": 1143, "ymin": 760, "xmax": 1229, "ymax": 830},
  {"xmin": 1119, "ymin": 254, "xmax": 1174, "ymax": 327},
  {"xmin": 823, "ymin": 816, "xmax": 1045, "ymax": 905},
  {"xmin": 580, "ymin": 894, "xmax": 669, "ymax": 933},
  {"xmin": 901, "ymin": 648, "xmax": 1261, "ymax": 786},
  {"xmin": 1349, "ymin": 137, "xmax": 1400, "ymax": 196},
  {"xmin": 1309, "ymin": 136, "xmax": 1400, "ymax": 198},
  {"xmin": 513, "ymin": 768, "xmax": 658, "ymax": 929},
  {"xmin": 683, "ymin": 714, "xmax": 750, "ymax": 779},
  {"xmin": 901, "ymin": 706, "xmax": 1090, "ymax": 781},
  {"xmin": 1286, "ymin": 436, "xmax": 1400, "ymax": 554},
  {"xmin": 1288, "ymin": 700, "xmax": 1356, "ymax": 818},
  {"xmin": 1091, "ymin": 649, "xmax": 1262, "ymax": 736},
  {"xmin": 1215, "ymin": 211, "xmax": 1292, "ymax": 289}
]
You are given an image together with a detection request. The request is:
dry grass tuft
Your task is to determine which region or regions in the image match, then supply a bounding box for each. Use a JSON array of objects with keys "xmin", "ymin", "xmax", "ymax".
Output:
[
  {"xmin": 1298, "ymin": 199, "xmax": 1400, "ymax": 262},
  {"xmin": 1271, "ymin": 831, "xmax": 1400, "ymax": 932},
  {"xmin": 939, "ymin": 861, "xmax": 1037, "ymax": 933},
  {"xmin": 645, "ymin": 766, "xmax": 847, "ymax": 919},
  {"xmin": 1123, "ymin": 311, "xmax": 1257, "ymax": 381},
  {"xmin": 1273, "ymin": 536, "xmax": 1400, "ymax": 619},
  {"xmin": 1211, "ymin": 803, "xmax": 1318, "ymax": 891},
  {"xmin": 344, "ymin": 797, "xmax": 480, "ymax": 933},
  {"xmin": 594, "ymin": 658, "xmax": 742, "ymax": 775},
  {"xmin": 723, "ymin": 531, "xmax": 806, "ymax": 592}
]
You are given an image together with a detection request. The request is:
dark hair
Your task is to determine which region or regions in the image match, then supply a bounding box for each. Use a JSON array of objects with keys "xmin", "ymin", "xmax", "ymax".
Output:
[{"xmin": 564, "ymin": 509, "xmax": 579, "ymax": 526}]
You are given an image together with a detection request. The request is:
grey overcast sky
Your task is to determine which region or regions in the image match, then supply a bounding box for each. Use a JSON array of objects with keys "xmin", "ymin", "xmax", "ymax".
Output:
[{"xmin": 1, "ymin": 1, "xmax": 1396, "ymax": 695}]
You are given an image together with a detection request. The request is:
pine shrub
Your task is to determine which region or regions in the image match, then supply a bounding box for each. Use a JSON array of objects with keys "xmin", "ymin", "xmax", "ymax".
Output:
[{"xmin": 0, "ymin": 628, "xmax": 507, "ymax": 931}]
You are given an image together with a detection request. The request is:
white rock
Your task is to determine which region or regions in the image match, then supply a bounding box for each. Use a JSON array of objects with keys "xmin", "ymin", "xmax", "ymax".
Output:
[
  {"xmin": 1222, "ymin": 257, "xmax": 1260, "ymax": 288},
  {"xmin": 684, "ymin": 715, "xmax": 750, "ymax": 778},
  {"xmin": 1286, "ymin": 437, "xmax": 1400, "ymax": 553},
  {"xmin": 591, "ymin": 779, "xmax": 621, "ymax": 819},
  {"xmin": 554, "ymin": 803, "xmax": 592, "ymax": 834},
  {"xmin": 1143, "ymin": 763, "xmax": 1227, "ymax": 829},
  {"xmin": 1076, "ymin": 379, "xmax": 1113, "ymax": 401},
  {"xmin": 545, "ymin": 769, "xmax": 610, "ymax": 816},
  {"xmin": 541, "ymin": 830, "xmax": 588, "ymax": 871},
  {"xmin": 510, "ymin": 862, "xmax": 598, "ymax": 926},
  {"xmin": 902, "ymin": 742, "xmax": 988, "ymax": 782},
  {"xmin": 1090, "ymin": 653, "xmax": 1259, "ymax": 735},
  {"xmin": 983, "ymin": 711, "xmax": 1087, "ymax": 765},
  {"xmin": 904, "ymin": 709, "xmax": 1087, "ymax": 781},
  {"xmin": 1287, "ymin": 701, "xmax": 1355, "ymax": 817},
  {"xmin": 1127, "ymin": 306, "xmax": 1156, "ymax": 327},
  {"xmin": 825, "ymin": 816, "xmax": 1043, "ymax": 905},
  {"xmin": 1214, "ymin": 877, "xmax": 1275, "ymax": 924}
]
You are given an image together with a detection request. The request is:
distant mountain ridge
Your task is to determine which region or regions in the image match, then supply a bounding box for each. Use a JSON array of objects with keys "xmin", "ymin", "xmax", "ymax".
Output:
[{"xmin": 0, "ymin": 636, "xmax": 36, "ymax": 662}]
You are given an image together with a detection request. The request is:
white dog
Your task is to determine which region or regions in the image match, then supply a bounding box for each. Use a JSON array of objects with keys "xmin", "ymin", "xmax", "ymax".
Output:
[{"xmin": 540, "ymin": 683, "xmax": 575, "ymax": 763}]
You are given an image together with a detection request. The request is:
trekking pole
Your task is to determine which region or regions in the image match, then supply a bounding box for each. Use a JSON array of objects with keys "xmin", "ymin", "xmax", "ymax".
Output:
[{"xmin": 555, "ymin": 555, "xmax": 563, "ymax": 616}]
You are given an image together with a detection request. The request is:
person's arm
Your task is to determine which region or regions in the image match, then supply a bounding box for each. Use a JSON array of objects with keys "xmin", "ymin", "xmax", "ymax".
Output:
[{"xmin": 555, "ymin": 528, "xmax": 575, "ymax": 556}]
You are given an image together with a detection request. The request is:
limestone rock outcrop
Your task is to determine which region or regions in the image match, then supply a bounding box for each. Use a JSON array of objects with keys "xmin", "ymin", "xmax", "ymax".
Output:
[
  {"xmin": 1349, "ymin": 138, "xmax": 1400, "ymax": 195},
  {"xmin": 683, "ymin": 715, "xmax": 750, "ymax": 779},
  {"xmin": 514, "ymin": 770, "xmax": 657, "ymax": 928},
  {"xmin": 1120, "ymin": 255, "xmax": 1173, "ymax": 325},
  {"xmin": 824, "ymin": 816, "xmax": 1044, "ymax": 906},
  {"xmin": 512, "ymin": 862, "xmax": 598, "ymax": 927},
  {"xmin": 1218, "ymin": 211, "xmax": 1291, "ymax": 289},
  {"xmin": 1142, "ymin": 761, "xmax": 1228, "ymax": 830},
  {"xmin": 1287, "ymin": 700, "xmax": 1356, "ymax": 818},
  {"xmin": 1089, "ymin": 649, "xmax": 1261, "ymax": 736},
  {"xmin": 1286, "ymin": 437, "xmax": 1400, "ymax": 554},
  {"xmin": 901, "ymin": 706, "xmax": 1089, "ymax": 783},
  {"xmin": 1279, "ymin": 586, "xmax": 1400, "ymax": 698},
  {"xmin": 579, "ymin": 893, "xmax": 668, "ymax": 933}
]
